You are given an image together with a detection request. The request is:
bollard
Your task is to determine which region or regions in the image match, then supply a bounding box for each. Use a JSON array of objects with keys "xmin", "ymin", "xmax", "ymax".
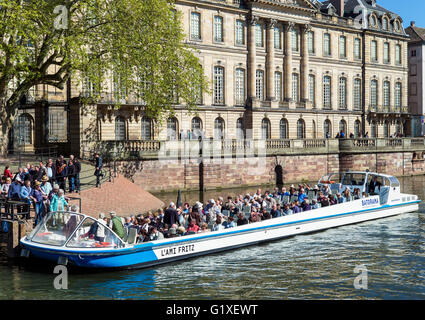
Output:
[{"xmin": 6, "ymin": 221, "xmax": 28, "ymax": 259}]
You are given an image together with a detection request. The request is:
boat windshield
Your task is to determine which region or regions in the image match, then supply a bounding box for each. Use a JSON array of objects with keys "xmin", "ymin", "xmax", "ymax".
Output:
[
  {"xmin": 341, "ymin": 173, "xmax": 366, "ymax": 186},
  {"xmin": 66, "ymin": 217, "xmax": 124, "ymax": 248},
  {"xmin": 30, "ymin": 211, "xmax": 84, "ymax": 247}
]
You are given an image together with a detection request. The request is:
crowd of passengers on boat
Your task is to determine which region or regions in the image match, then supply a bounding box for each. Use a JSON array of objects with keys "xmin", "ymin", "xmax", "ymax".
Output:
[{"xmin": 86, "ymin": 182, "xmax": 382, "ymax": 244}]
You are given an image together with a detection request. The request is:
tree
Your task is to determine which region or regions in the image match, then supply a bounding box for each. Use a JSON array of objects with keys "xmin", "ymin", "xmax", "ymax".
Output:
[{"xmin": 0, "ymin": 0, "xmax": 208, "ymax": 155}]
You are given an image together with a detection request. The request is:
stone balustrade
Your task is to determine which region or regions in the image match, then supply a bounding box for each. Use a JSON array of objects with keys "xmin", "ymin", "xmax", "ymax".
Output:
[{"xmin": 81, "ymin": 138, "xmax": 425, "ymax": 160}]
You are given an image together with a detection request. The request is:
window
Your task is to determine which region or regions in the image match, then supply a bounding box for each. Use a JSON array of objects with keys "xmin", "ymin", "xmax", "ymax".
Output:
[
  {"xmin": 395, "ymin": 83, "xmax": 402, "ymax": 108},
  {"xmin": 324, "ymin": 119, "xmax": 332, "ymax": 137},
  {"xmin": 354, "ymin": 38, "xmax": 361, "ymax": 59},
  {"xmin": 214, "ymin": 16, "xmax": 223, "ymax": 42},
  {"xmin": 370, "ymin": 79, "xmax": 378, "ymax": 107},
  {"xmin": 17, "ymin": 114, "xmax": 32, "ymax": 145},
  {"xmin": 371, "ymin": 40, "xmax": 377, "ymax": 62},
  {"xmin": 214, "ymin": 117, "xmax": 225, "ymax": 140},
  {"xmin": 274, "ymin": 26, "xmax": 281, "ymax": 49},
  {"xmin": 236, "ymin": 118, "xmax": 244, "ymax": 139},
  {"xmin": 396, "ymin": 45, "xmax": 402, "ymax": 64},
  {"xmin": 280, "ymin": 119, "xmax": 288, "ymax": 139},
  {"xmin": 323, "ymin": 76, "xmax": 331, "ymax": 109},
  {"xmin": 214, "ymin": 66, "xmax": 225, "ymax": 105},
  {"xmin": 235, "ymin": 20, "xmax": 245, "ymax": 45},
  {"xmin": 382, "ymin": 18, "xmax": 388, "ymax": 30},
  {"xmin": 308, "ymin": 31, "xmax": 315, "ymax": 54},
  {"xmin": 141, "ymin": 116, "xmax": 152, "ymax": 140},
  {"xmin": 354, "ymin": 120, "xmax": 361, "ymax": 138},
  {"xmin": 371, "ymin": 121, "xmax": 377, "ymax": 138},
  {"xmin": 274, "ymin": 72, "xmax": 282, "ymax": 102},
  {"xmin": 192, "ymin": 117, "xmax": 203, "ymax": 139},
  {"xmin": 353, "ymin": 79, "xmax": 361, "ymax": 111},
  {"xmin": 312, "ymin": 120, "xmax": 317, "ymax": 139},
  {"xmin": 297, "ymin": 119, "xmax": 305, "ymax": 139},
  {"xmin": 383, "ymin": 81, "xmax": 390, "ymax": 107},
  {"xmin": 384, "ymin": 42, "xmax": 390, "ymax": 63},
  {"xmin": 255, "ymin": 23, "xmax": 263, "ymax": 47},
  {"xmin": 339, "ymin": 77, "xmax": 347, "ymax": 109},
  {"xmin": 291, "ymin": 28, "xmax": 298, "ymax": 51},
  {"xmin": 235, "ymin": 68, "xmax": 245, "ymax": 106},
  {"xmin": 261, "ymin": 118, "xmax": 271, "ymax": 140},
  {"xmin": 167, "ymin": 117, "xmax": 178, "ymax": 140},
  {"xmin": 324, "ymin": 33, "xmax": 331, "ymax": 56},
  {"xmin": 339, "ymin": 120, "xmax": 347, "ymax": 135},
  {"xmin": 256, "ymin": 70, "xmax": 264, "ymax": 101},
  {"xmin": 339, "ymin": 36, "xmax": 346, "ymax": 58},
  {"xmin": 48, "ymin": 107, "xmax": 67, "ymax": 142},
  {"xmin": 308, "ymin": 75, "xmax": 315, "ymax": 107},
  {"xmin": 115, "ymin": 116, "xmax": 126, "ymax": 141},
  {"xmin": 384, "ymin": 120, "xmax": 390, "ymax": 138},
  {"xmin": 190, "ymin": 12, "xmax": 201, "ymax": 40},
  {"xmin": 396, "ymin": 121, "xmax": 402, "ymax": 134},
  {"xmin": 292, "ymin": 73, "xmax": 299, "ymax": 102},
  {"xmin": 411, "ymin": 50, "xmax": 417, "ymax": 57}
]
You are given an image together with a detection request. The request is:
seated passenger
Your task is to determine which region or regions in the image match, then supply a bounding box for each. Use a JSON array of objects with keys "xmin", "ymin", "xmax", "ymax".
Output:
[
  {"xmin": 150, "ymin": 226, "xmax": 164, "ymax": 241},
  {"xmin": 271, "ymin": 204, "xmax": 281, "ymax": 218},
  {"xmin": 177, "ymin": 226, "xmax": 186, "ymax": 237},
  {"xmin": 318, "ymin": 192, "xmax": 329, "ymax": 207},
  {"xmin": 291, "ymin": 201, "xmax": 301, "ymax": 214},
  {"xmin": 261, "ymin": 208, "xmax": 272, "ymax": 220},
  {"xmin": 298, "ymin": 188, "xmax": 307, "ymax": 203},
  {"xmin": 336, "ymin": 193, "xmax": 345, "ymax": 204},
  {"xmin": 282, "ymin": 203, "xmax": 293, "ymax": 216},
  {"xmin": 311, "ymin": 199, "xmax": 320, "ymax": 209},
  {"xmin": 226, "ymin": 216, "xmax": 236, "ymax": 229},
  {"xmin": 199, "ymin": 222, "xmax": 211, "ymax": 233},
  {"xmin": 353, "ymin": 188, "xmax": 362, "ymax": 200},
  {"xmin": 248, "ymin": 212, "xmax": 261, "ymax": 223},
  {"xmin": 236, "ymin": 212, "xmax": 248, "ymax": 226},
  {"xmin": 213, "ymin": 215, "xmax": 225, "ymax": 231},
  {"xmin": 168, "ymin": 227, "xmax": 178, "ymax": 238},
  {"xmin": 322, "ymin": 184, "xmax": 332, "ymax": 197},
  {"xmin": 343, "ymin": 188, "xmax": 352, "ymax": 201},
  {"xmin": 186, "ymin": 219, "xmax": 200, "ymax": 233},
  {"xmin": 301, "ymin": 199, "xmax": 311, "ymax": 212},
  {"xmin": 328, "ymin": 194, "xmax": 337, "ymax": 206}
]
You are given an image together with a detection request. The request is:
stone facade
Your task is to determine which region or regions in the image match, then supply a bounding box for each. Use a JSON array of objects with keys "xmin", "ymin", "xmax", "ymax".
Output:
[{"xmin": 406, "ymin": 22, "xmax": 425, "ymax": 136}]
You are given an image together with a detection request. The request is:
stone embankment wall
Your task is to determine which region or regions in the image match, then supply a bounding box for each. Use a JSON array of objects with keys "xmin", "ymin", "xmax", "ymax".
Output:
[{"xmin": 114, "ymin": 152, "xmax": 425, "ymax": 192}]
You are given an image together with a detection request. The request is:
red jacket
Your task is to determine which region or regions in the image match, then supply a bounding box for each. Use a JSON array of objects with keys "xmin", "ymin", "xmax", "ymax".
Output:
[{"xmin": 3, "ymin": 169, "xmax": 13, "ymax": 179}]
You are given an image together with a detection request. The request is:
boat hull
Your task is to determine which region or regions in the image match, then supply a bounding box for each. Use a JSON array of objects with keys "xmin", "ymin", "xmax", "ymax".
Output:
[{"xmin": 20, "ymin": 200, "xmax": 420, "ymax": 270}]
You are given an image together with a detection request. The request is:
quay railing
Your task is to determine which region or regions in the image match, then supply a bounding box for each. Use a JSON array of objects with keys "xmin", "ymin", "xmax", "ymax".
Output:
[{"xmin": 81, "ymin": 138, "xmax": 425, "ymax": 160}]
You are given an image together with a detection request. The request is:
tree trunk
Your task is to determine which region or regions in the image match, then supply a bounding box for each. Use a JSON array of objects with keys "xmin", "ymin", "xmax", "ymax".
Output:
[{"xmin": 0, "ymin": 100, "xmax": 13, "ymax": 158}]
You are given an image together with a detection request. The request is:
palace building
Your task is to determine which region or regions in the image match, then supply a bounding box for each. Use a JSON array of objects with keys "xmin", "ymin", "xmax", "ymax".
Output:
[{"xmin": 9, "ymin": 0, "xmax": 412, "ymax": 157}]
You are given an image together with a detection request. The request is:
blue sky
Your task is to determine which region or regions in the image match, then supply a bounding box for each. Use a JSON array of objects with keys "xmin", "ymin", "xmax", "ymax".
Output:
[{"xmin": 377, "ymin": 0, "xmax": 425, "ymax": 27}]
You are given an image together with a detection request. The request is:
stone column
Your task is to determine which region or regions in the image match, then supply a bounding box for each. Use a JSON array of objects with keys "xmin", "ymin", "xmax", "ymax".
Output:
[
  {"xmin": 248, "ymin": 14, "xmax": 258, "ymax": 104},
  {"xmin": 266, "ymin": 19, "xmax": 277, "ymax": 101},
  {"xmin": 301, "ymin": 24, "xmax": 311, "ymax": 104},
  {"xmin": 284, "ymin": 22, "xmax": 295, "ymax": 102}
]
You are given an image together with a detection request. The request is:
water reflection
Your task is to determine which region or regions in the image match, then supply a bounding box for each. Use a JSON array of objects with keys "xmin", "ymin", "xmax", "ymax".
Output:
[{"xmin": 1, "ymin": 176, "xmax": 425, "ymax": 299}]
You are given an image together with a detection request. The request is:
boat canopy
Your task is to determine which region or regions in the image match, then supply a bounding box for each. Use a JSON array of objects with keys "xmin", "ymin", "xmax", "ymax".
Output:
[{"xmin": 27, "ymin": 211, "xmax": 125, "ymax": 249}]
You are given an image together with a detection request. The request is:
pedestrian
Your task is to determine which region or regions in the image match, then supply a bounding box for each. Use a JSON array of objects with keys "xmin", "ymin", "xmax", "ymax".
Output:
[{"xmin": 94, "ymin": 153, "xmax": 103, "ymax": 188}]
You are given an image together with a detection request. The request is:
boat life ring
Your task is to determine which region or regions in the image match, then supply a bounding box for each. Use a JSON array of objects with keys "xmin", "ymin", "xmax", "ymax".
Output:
[
  {"xmin": 320, "ymin": 180, "xmax": 335, "ymax": 184},
  {"xmin": 38, "ymin": 232, "xmax": 53, "ymax": 237}
]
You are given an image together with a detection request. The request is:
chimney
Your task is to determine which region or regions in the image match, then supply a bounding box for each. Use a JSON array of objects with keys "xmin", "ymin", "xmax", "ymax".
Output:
[
  {"xmin": 411, "ymin": 21, "xmax": 416, "ymax": 27},
  {"xmin": 329, "ymin": 0, "xmax": 344, "ymax": 17}
]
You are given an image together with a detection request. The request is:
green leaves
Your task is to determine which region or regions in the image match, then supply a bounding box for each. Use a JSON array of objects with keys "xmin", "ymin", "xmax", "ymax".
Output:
[{"xmin": 0, "ymin": 0, "xmax": 208, "ymax": 125}]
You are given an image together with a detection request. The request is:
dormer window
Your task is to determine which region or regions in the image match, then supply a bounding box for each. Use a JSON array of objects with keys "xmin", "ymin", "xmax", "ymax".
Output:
[
  {"xmin": 382, "ymin": 17, "xmax": 388, "ymax": 30},
  {"xmin": 327, "ymin": 4, "xmax": 336, "ymax": 16},
  {"xmin": 394, "ymin": 20, "xmax": 401, "ymax": 32},
  {"xmin": 370, "ymin": 15, "xmax": 377, "ymax": 27}
]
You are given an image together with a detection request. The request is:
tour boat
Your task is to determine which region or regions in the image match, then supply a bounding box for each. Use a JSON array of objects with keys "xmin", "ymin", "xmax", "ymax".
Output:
[{"xmin": 20, "ymin": 171, "xmax": 420, "ymax": 270}]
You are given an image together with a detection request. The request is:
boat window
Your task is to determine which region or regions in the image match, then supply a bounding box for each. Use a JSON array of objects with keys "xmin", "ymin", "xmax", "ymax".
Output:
[
  {"xmin": 66, "ymin": 217, "xmax": 124, "ymax": 248},
  {"xmin": 384, "ymin": 178, "xmax": 391, "ymax": 187},
  {"xmin": 319, "ymin": 173, "xmax": 342, "ymax": 184},
  {"xmin": 388, "ymin": 176, "xmax": 400, "ymax": 187},
  {"xmin": 30, "ymin": 212, "xmax": 84, "ymax": 247},
  {"xmin": 341, "ymin": 173, "xmax": 366, "ymax": 186}
]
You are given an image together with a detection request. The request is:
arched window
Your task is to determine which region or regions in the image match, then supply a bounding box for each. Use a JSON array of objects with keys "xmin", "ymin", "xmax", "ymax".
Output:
[
  {"xmin": 213, "ymin": 66, "xmax": 225, "ymax": 105},
  {"xmin": 17, "ymin": 114, "xmax": 33, "ymax": 145},
  {"xmin": 371, "ymin": 121, "xmax": 377, "ymax": 138},
  {"xmin": 339, "ymin": 77, "xmax": 347, "ymax": 109},
  {"xmin": 236, "ymin": 118, "xmax": 244, "ymax": 140},
  {"xmin": 191, "ymin": 117, "xmax": 203, "ymax": 139},
  {"xmin": 141, "ymin": 116, "xmax": 152, "ymax": 141},
  {"xmin": 396, "ymin": 120, "xmax": 402, "ymax": 135},
  {"xmin": 235, "ymin": 68, "xmax": 245, "ymax": 106},
  {"xmin": 354, "ymin": 120, "xmax": 361, "ymax": 138},
  {"xmin": 256, "ymin": 70, "xmax": 265, "ymax": 101},
  {"xmin": 324, "ymin": 119, "xmax": 332, "ymax": 138},
  {"xmin": 167, "ymin": 117, "xmax": 178, "ymax": 140},
  {"xmin": 383, "ymin": 81, "xmax": 390, "ymax": 107},
  {"xmin": 339, "ymin": 120, "xmax": 347, "ymax": 136},
  {"xmin": 214, "ymin": 117, "xmax": 225, "ymax": 140},
  {"xmin": 297, "ymin": 119, "xmax": 305, "ymax": 139},
  {"xmin": 384, "ymin": 120, "xmax": 390, "ymax": 138},
  {"xmin": 261, "ymin": 118, "xmax": 271, "ymax": 140},
  {"xmin": 395, "ymin": 83, "xmax": 402, "ymax": 108},
  {"xmin": 292, "ymin": 73, "xmax": 299, "ymax": 102},
  {"xmin": 280, "ymin": 118, "xmax": 288, "ymax": 139},
  {"xmin": 115, "ymin": 116, "xmax": 126, "ymax": 141}
]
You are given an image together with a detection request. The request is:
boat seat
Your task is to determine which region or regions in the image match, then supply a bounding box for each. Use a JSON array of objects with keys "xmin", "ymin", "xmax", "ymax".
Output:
[{"xmin": 126, "ymin": 228, "xmax": 138, "ymax": 245}]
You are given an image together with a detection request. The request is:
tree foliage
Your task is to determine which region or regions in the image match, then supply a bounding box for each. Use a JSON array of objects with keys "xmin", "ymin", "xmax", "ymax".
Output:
[{"xmin": 0, "ymin": 0, "xmax": 208, "ymax": 152}]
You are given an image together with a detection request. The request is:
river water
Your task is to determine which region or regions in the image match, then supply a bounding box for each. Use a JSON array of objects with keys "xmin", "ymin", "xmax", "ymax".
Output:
[{"xmin": 0, "ymin": 176, "xmax": 424, "ymax": 300}]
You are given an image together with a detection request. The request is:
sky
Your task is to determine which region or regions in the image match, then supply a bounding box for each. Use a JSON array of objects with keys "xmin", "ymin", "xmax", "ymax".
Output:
[{"xmin": 377, "ymin": 0, "xmax": 425, "ymax": 27}]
